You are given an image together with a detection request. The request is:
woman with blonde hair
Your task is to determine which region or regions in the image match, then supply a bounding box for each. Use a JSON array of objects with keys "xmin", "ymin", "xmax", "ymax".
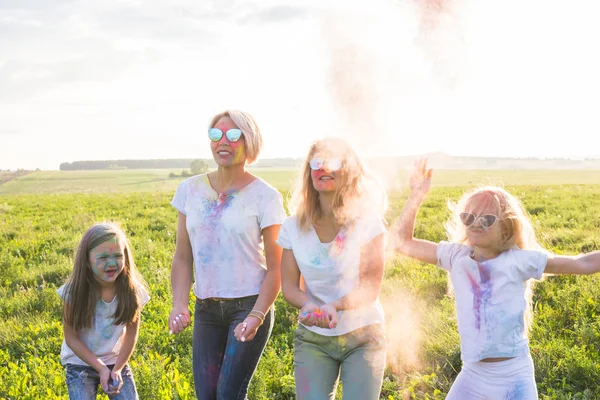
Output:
[
  {"xmin": 395, "ymin": 159, "xmax": 600, "ymax": 399},
  {"xmin": 278, "ymin": 137, "xmax": 389, "ymax": 400},
  {"xmin": 169, "ymin": 110, "xmax": 286, "ymax": 399}
]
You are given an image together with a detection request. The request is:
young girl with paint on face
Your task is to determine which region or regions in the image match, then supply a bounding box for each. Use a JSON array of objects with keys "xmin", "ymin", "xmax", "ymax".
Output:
[
  {"xmin": 278, "ymin": 138, "xmax": 389, "ymax": 400},
  {"xmin": 58, "ymin": 223, "xmax": 149, "ymax": 399},
  {"xmin": 395, "ymin": 159, "xmax": 600, "ymax": 399},
  {"xmin": 169, "ymin": 110, "xmax": 285, "ymax": 399}
]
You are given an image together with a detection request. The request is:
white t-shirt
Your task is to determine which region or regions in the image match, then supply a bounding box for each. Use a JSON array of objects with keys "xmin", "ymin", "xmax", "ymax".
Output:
[
  {"xmin": 436, "ymin": 241, "xmax": 548, "ymax": 363},
  {"xmin": 171, "ymin": 174, "xmax": 286, "ymax": 299},
  {"xmin": 277, "ymin": 214, "xmax": 387, "ymax": 336},
  {"xmin": 57, "ymin": 284, "xmax": 150, "ymax": 366}
]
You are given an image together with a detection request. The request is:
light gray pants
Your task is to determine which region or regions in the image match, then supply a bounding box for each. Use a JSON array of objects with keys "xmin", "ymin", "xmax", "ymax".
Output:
[{"xmin": 293, "ymin": 323, "xmax": 387, "ymax": 400}]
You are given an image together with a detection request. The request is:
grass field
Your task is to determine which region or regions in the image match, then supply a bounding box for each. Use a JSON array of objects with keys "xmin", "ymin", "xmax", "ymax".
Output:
[
  {"xmin": 4, "ymin": 168, "xmax": 600, "ymax": 195},
  {"xmin": 1, "ymin": 169, "xmax": 600, "ymax": 399},
  {"xmin": 0, "ymin": 169, "xmax": 298, "ymax": 195}
]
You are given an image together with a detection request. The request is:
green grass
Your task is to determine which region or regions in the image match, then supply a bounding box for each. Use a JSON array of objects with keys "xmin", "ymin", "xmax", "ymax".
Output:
[
  {"xmin": 4, "ymin": 168, "xmax": 600, "ymax": 195},
  {"xmin": 0, "ymin": 169, "xmax": 298, "ymax": 195},
  {"xmin": 2, "ymin": 175, "xmax": 600, "ymax": 398}
]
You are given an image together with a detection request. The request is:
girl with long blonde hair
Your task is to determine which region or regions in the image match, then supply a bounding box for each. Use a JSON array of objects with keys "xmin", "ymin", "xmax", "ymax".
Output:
[
  {"xmin": 395, "ymin": 159, "xmax": 600, "ymax": 399},
  {"xmin": 279, "ymin": 137, "xmax": 389, "ymax": 400}
]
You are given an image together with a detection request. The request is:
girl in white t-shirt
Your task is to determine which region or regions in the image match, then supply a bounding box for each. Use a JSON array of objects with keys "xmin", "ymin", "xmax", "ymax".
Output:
[
  {"xmin": 394, "ymin": 159, "xmax": 600, "ymax": 399},
  {"xmin": 169, "ymin": 110, "xmax": 286, "ymax": 399},
  {"xmin": 58, "ymin": 222, "xmax": 149, "ymax": 399},
  {"xmin": 279, "ymin": 138, "xmax": 389, "ymax": 400}
]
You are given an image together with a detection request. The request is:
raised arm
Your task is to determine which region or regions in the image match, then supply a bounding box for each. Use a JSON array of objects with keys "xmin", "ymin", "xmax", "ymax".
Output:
[{"xmin": 394, "ymin": 159, "xmax": 438, "ymax": 265}]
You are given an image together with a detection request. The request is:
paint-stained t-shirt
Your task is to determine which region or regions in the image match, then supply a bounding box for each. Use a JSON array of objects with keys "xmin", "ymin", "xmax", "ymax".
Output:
[
  {"xmin": 436, "ymin": 241, "xmax": 548, "ymax": 363},
  {"xmin": 171, "ymin": 174, "xmax": 286, "ymax": 299},
  {"xmin": 277, "ymin": 214, "xmax": 387, "ymax": 336},
  {"xmin": 57, "ymin": 284, "xmax": 150, "ymax": 366}
]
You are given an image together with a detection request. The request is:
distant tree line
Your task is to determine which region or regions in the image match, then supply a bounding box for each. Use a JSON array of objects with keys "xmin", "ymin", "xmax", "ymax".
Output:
[
  {"xmin": 59, "ymin": 159, "xmax": 215, "ymax": 170},
  {"xmin": 59, "ymin": 158, "xmax": 303, "ymax": 171}
]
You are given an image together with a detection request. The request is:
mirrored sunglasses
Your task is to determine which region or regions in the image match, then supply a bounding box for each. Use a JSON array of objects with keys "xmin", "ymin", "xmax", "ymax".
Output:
[
  {"xmin": 208, "ymin": 128, "xmax": 243, "ymax": 142},
  {"xmin": 309, "ymin": 157, "xmax": 342, "ymax": 171}
]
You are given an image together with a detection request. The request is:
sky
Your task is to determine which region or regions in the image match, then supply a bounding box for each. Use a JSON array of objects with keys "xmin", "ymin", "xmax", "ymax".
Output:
[{"xmin": 1, "ymin": 0, "xmax": 599, "ymax": 170}]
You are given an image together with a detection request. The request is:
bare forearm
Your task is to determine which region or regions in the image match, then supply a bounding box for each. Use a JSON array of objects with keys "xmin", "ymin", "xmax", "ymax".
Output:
[
  {"xmin": 253, "ymin": 269, "xmax": 281, "ymax": 314},
  {"xmin": 396, "ymin": 193, "xmax": 424, "ymax": 247},
  {"xmin": 113, "ymin": 324, "xmax": 138, "ymax": 371},
  {"xmin": 171, "ymin": 258, "xmax": 193, "ymax": 308},
  {"xmin": 65, "ymin": 335, "xmax": 106, "ymax": 372},
  {"xmin": 282, "ymin": 282, "xmax": 310, "ymax": 309},
  {"xmin": 580, "ymin": 251, "xmax": 600, "ymax": 274}
]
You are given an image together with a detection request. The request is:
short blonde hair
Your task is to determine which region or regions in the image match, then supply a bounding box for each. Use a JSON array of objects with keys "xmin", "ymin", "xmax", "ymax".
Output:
[{"xmin": 209, "ymin": 110, "xmax": 263, "ymax": 164}]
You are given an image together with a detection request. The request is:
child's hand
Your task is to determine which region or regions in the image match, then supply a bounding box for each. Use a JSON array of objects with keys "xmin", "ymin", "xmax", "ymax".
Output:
[
  {"xmin": 234, "ymin": 315, "xmax": 262, "ymax": 342},
  {"xmin": 409, "ymin": 158, "xmax": 432, "ymax": 199},
  {"xmin": 99, "ymin": 365, "xmax": 113, "ymax": 394},
  {"xmin": 107, "ymin": 369, "xmax": 123, "ymax": 395},
  {"xmin": 298, "ymin": 302, "xmax": 322, "ymax": 327},
  {"xmin": 318, "ymin": 303, "xmax": 338, "ymax": 329},
  {"xmin": 168, "ymin": 307, "xmax": 191, "ymax": 335}
]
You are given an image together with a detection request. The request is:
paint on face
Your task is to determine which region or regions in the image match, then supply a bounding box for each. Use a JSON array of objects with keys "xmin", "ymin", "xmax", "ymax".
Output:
[
  {"xmin": 465, "ymin": 261, "xmax": 492, "ymax": 332},
  {"xmin": 211, "ymin": 117, "xmax": 247, "ymax": 166},
  {"xmin": 311, "ymin": 169, "xmax": 337, "ymax": 192},
  {"xmin": 230, "ymin": 140, "xmax": 246, "ymax": 164},
  {"xmin": 89, "ymin": 237, "xmax": 125, "ymax": 285}
]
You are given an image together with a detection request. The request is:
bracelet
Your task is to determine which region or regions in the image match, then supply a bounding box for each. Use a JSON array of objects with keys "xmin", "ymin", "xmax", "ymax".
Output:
[
  {"xmin": 247, "ymin": 311, "xmax": 265, "ymax": 325},
  {"xmin": 248, "ymin": 310, "xmax": 265, "ymax": 320},
  {"xmin": 250, "ymin": 309, "xmax": 266, "ymax": 318}
]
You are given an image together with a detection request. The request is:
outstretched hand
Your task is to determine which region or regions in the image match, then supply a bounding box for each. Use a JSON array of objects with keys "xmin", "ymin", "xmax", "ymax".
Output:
[
  {"xmin": 298, "ymin": 302, "xmax": 337, "ymax": 329},
  {"xmin": 409, "ymin": 158, "xmax": 432, "ymax": 199}
]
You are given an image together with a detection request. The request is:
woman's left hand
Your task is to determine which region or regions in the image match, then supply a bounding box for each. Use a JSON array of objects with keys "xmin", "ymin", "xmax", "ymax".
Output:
[
  {"xmin": 318, "ymin": 303, "xmax": 338, "ymax": 329},
  {"xmin": 234, "ymin": 315, "xmax": 262, "ymax": 342}
]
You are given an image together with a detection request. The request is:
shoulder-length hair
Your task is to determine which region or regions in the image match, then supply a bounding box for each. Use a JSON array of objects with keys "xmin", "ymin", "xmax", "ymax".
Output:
[{"xmin": 209, "ymin": 110, "xmax": 263, "ymax": 165}]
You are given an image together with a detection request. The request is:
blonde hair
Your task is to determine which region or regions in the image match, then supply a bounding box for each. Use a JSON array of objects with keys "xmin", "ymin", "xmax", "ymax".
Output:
[
  {"xmin": 209, "ymin": 110, "xmax": 263, "ymax": 165},
  {"xmin": 446, "ymin": 186, "xmax": 543, "ymax": 331},
  {"xmin": 63, "ymin": 222, "xmax": 147, "ymax": 332},
  {"xmin": 289, "ymin": 137, "xmax": 388, "ymax": 231}
]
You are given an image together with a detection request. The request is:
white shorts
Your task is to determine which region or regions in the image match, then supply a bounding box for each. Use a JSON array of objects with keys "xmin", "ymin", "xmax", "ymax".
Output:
[{"xmin": 446, "ymin": 353, "xmax": 538, "ymax": 400}]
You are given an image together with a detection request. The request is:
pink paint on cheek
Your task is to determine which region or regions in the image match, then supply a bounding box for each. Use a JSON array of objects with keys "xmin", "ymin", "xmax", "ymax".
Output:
[{"xmin": 311, "ymin": 170, "xmax": 336, "ymax": 190}]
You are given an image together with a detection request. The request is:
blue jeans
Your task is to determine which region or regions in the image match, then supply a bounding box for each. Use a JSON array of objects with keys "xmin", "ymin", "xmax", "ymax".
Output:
[
  {"xmin": 65, "ymin": 363, "xmax": 138, "ymax": 400},
  {"xmin": 192, "ymin": 295, "xmax": 274, "ymax": 400}
]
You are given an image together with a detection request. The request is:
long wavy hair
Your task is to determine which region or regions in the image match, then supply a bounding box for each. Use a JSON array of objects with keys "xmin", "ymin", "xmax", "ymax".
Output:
[
  {"xmin": 446, "ymin": 186, "xmax": 543, "ymax": 332},
  {"xmin": 289, "ymin": 137, "xmax": 388, "ymax": 231},
  {"xmin": 63, "ymin": 222, "xmax": 147, "ymax": 332}
]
